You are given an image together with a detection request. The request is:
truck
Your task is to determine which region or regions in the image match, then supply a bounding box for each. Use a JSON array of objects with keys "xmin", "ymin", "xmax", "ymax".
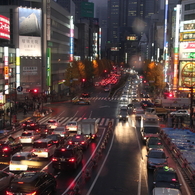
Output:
[
  {"xmin": 145, "ymin": 107, "xmax": 168, "ymax": 118},
  {"xmin": 154, "ymin": 98, "xmax": 190, "ymax": 108},
  {"xmin": 77, "ymin": 119, "xmax": 98, "ymax": 140}
]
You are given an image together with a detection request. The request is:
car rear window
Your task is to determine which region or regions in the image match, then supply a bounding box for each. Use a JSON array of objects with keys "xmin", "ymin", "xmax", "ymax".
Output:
[
  {"xmin": 48, "ymin": 120, "xmax": 56, "ymax": 124},
  {"xmin": 10, "ymin": 183, "xmax": 36, "ymax": 193},
  {"xmin": 148, "ymin": 151, "xmax": 165, "ymax": 158},
  {"xmin": 21, "ymin": 133, "xmax": 32, "ymax": 136},
  {"xmin": 54, "ymin": 128, "xmax": 64, "ymax": 131},
  {"xmin": 144, "ymin": 127, "xmax": 160, "ymax": 134},
  {"xmin": 54, "ymin": 150, "xmax": 73, "ymax": 158},
  {"xmin": 72, "ymin": 135, "xmax": 84, "ymax": 141},
  {"xmin": 67, "ymin": 122, "xmax": 77, "ymax": 126},
  {"xmin": 149, "ymin": 139, "xmax": 162, "ymax": 145},
  {"xmin": 12, "ymin": 156, "xmax": 26, "ymax": 161},
  {"xmin": 33, "ymin": 142, "xmax": 48, "ymax": 148},
  {"xmin": 156, "ymin": 172, "xmax": 177, "ymax": 182}
]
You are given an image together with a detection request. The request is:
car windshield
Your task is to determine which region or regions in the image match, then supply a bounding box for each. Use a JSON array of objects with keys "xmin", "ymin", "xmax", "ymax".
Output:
[
  {"xmin": 144, "ymin": 127, "xmax": 160, "ymax": 134},
  {"xmin": 21, "ymin": 133, "xmax": 32, "ymax": 136},
  {"xmin": 156, "ymin": 172, "xmax": 177, "ymax": 182},
  {"xmin": 54, "ymin": 150, "xmax": 73, "ymax": 158},
  {"xmin": 148, "ymin": 151, "xmax": 165, "ymax": 158}
]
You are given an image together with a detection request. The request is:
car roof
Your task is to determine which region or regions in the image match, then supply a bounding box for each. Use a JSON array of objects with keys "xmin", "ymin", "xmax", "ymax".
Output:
[
  {"xmin": 149, "ymin": 149, "xmax": 164, "ymax": 153},
  {"xmin": 34, "ymin": 138, "xmax": 53, "ymax": 143},
  {"xmin": 12, "ymin": 152, "xmax": 33, "ymax": 157}
]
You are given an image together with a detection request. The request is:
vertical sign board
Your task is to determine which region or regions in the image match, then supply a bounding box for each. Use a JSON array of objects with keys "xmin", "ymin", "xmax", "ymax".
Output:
[
  {"xmin": 0, "ymin": 15, "xmax": 10, "ymax": 40},
  {"xmin": 47, "ymin": 48, "xmax": 51, "ymax": 87},
  {"xmin": 47, "ymin": 0, "xmax": 51, "ymax": 41}
]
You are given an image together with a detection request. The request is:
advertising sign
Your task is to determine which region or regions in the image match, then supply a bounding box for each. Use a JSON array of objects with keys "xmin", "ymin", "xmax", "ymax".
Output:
[
  {"xmin": 81, "ymin": 2, "xmax": 94, "ymax": 18},
  {"xmin": 180, "ymin": 31, "xmax": 195, "ymax": 42},
  {"xmin": 127, "ymin": 35, "xmax": 137, "ymax": 41},
  {"xmin": 0, "ymin": 15, "xmax": 10, "ymax": 40},
  {"xmin": 19, "ymin": 7, "xmax": 41, "ymax": 36},
  {"xmin": 180, "ymin": 20, "xmax": 195, "ymax": 32},
  {"xmin": 19, "ymin": 36, "xmax": 41, "ymax": 56},
  {"xmin": 179, "ymin": 42, "xmax": 195, "ymax": 59},
  {"xmin": 179, "ymin": 61, "xmax": 195, "ymax": 87}
]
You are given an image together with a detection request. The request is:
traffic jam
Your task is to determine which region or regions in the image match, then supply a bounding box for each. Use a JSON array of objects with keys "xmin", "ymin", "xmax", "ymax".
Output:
[{"xmin": 0, "ymin": 115, "xmax": 113, "ymax": 195}]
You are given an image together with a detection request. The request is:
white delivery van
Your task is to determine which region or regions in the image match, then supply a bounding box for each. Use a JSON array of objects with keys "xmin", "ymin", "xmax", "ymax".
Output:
[{"xmin": 77, "ymin": 119, "xmax": 98, "ymax": 140}]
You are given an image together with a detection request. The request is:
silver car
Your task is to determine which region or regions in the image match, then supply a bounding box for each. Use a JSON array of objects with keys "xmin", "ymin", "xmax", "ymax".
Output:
[{"xmin": 146, "ymin": 149, "xmax": 168, "ymax": 169}]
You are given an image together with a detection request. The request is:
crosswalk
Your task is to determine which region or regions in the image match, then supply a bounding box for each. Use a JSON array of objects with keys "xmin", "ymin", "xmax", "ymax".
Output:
[
  {"xmin": 73, "ymin": 97, "xmax": 150, "ymax": 101},
  {"xmin": 38, "ymin": 116, "xmax": 116, "ymax": 127}
]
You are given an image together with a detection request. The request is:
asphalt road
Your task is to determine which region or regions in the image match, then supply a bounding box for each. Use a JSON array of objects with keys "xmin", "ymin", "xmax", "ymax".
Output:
[{"xmin": 0, "ymin": 84, "xmax": 193, "ymax": 195}]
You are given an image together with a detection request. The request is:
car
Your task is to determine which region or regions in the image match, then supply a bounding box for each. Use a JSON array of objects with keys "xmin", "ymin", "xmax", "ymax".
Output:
[
  {"xmin": 118, "ymin": 107, "xmax": 129, "ymax": 121},
  {"xmin": 146, "ymin": 137, "xmax": 164, "ymax": 151},
  {"xmin": 32, "ymin": 138, "xmax": 56, "ymax": 159},
  {"xmin": 120, "ymin": 95, "xmax": 128, "ymax": 102},
  {"xmin": 94, "ymin": 82, "xmax": 99, "ymax": 86},
  {"xmin": 146, "ymin": 149, "xmax": 168, "ymax": 169},
  {"xmin": 153, "ymin": 166, "xmax": 181, "ymax": 190},
  {"xmin": 47, "ymin": 119, "xmax": 60, "ymax": 129},
  {"xmin": 22, "ymin": 120, "xmax": 40, "ymax": 132},
  {"xmin": 74, "ymin": 98, "xmax": 90, "ymax": 105},
  {"xmin": 134, "ymin": 107, "xmax": 145, "ymax": 120},
  {"xmin": 52, "ymin": 126, "xmax": 70, "ymax": 138},
  {"xmin": 52, "ymin": 145, "xmax": 83, "ymax": 170},
  {"xmin": 46, "ymin": 134, "xmax": 64, "ymax": 146},
  {"xmin": 0, "ymin": 140, "xmax": 23, "ymax": 158},
  {"xmin": 9, "ymin": 152, "xmax": 39, "ymax": 171},
  {"xmin": 65, "ymin": 121, "xmax": 78, "ymax": 132},
  {"xmin": 170, "ymin": 109, "xmax": 190, "ymax": 117},
  {"xmin": 0, "ymin": 171, "xmax": 14, "ymax": 192},
  {"xmin": 104, "ymin": 86, "xmax": 110, "ymax": 92},
  {"xmin": 39, "ymin": 124, "xmax": 52, "ymax": 137},
  {"xmin": 6, "ymin": 171, "xmax": 57, "ymax": 195},
  {"xmin": 152, "ymin": 187, "xmax": 182, "ymax": 195},
  {"xmin": 19, "ymin": 131, "xmax": 40, "ymax": 144},
  {"xmin": 141, "ymin": 100, "xmax": 154, "ymax": 108},
  {"xmin": 68, "ymin": 134, "xmax": 91, "ymax": 150},
  {"xmin": 81, "ymin": 92, "xmax": 90, "ymax": 98}
]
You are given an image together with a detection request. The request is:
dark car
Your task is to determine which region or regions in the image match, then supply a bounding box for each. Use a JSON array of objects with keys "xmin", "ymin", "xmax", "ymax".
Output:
[
  {"xmin": 141, "ymin": 100, "xmax": 154, "ymax": 108},
  {"xmin": 39, "ymin": 124, "xmax": 52, "ymax": 137},
  {"xmin": 0, "ymin": 140, "xmax": 22, "ymax": 158},
  {"xmin": 22, "ymin": 120, "xmax": 40, "ymax": 132},
  {"xmin": 46, "ymin": 134, "xmax": 64, "ymax": 146},
  {"xmin": 81, "ymin": 92, "xmax": 90, "ymax": 98},
  {"xmin": 153, "ymin": 166, "xmax": 181, "ymax": 190},
  {"xmin": 52, "ymin": 145, "xmax": 83, "ymax": 170},
  {"xmin": 146, "ymin": 137, "xmax": 164, "ymax": 151},
  {"xmin": 6, "ymin": 171, "xmax": 57, "ymax": 195},
  {"xmin": 68, "ymin": 134, "xmax": 91, "ymax": 150}
]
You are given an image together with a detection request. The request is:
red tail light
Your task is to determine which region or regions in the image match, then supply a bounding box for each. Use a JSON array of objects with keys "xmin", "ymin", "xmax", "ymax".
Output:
[
  {"xmin": 55, "ymin": 123, "xmax": 57, "ymax": 126},
  {"xmin": 44, "ymin": 149, "xmax": 48, "ymax": 152},
  {"xmin": 31, "ymin": 149, "xmax": 36, "ymax": 152},
  {"xmin": 52, "ymin": 158, "xmax": 57, "ymax": 161},
  {"xmin": 69, "ymin": 158, "xmax": 75, "ymax": 162},
  {"xmin": 18, "ymin": 182, "xmax": 24, "ymax": 184},
  {"xmin": 3, "ymin": 147, "xmax": 9, "ymax": 151},
  {"xmin": 45, "ymin": 129, "xmax": 48, "ymax": 132},
  {"xmin": 172, "ymin": 178, "xmax": 177, "ymax": 182},
  {"xmin": 30, "ymin": 124, "xmax": 35, "ymax": 126},
  {"xmin": 6, "ymin": 191, "xmax": 13, "ymax": 195},
  {"xmin": 81, "ymin": 141, "xmax": 85, "ymax": 144},
  {"xmin": 53, "ymin": 141, "xmax": 58, "ymax": 143},
  {"xmin": 69, "ymin": 141, "xmax": 72, "ymax": 144},
  {"xmin": 26, "ymin": 191, "xmax": 37, "ymax": 195},
  {"xmin": 157, "ymin": 142, "xmax": 161, "ymax": 145},
  {"xmin": 31, "ymin": 136, "xmax": 34, "ymax": 139},
  {"xmin": 19, "ymin": 137, "xmax": 21, "ymax": 139},
  {"xmin": 61, "ymin": 148, "xmax": 66, "ymax": 151},
  {"xmin": 22, "ymin": 124, "xmax": 26, "ymax": 126}
]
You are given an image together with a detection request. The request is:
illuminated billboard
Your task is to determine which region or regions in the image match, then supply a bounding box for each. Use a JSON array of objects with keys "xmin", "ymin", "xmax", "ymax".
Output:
[
  {"xmin": 0, "ymin": 15, "xmax": 10, "ymax": 40},
  {"xmin": 19, "ymin": 7, "xmax": 41, "ymax": 36},
  {"xmin": 19, "ymin": 36, "xmax": 41, "ymax": 56},
  {"xmin": 179, "ymin": 61, "xmax": 195, "ymax": 87},
  {"xmin": 81, "ymin": 2, "xmax": 94, "ymax": 18},
  {"xmin": 127, "ymin": 35, "xmax": 137, "ymax": 41},
  {"xmin": 179, "ymin": 42, "xmax": 195, "ymax": 59},
  {"xmin": 180, "ymin": 20, "xmax": 195, "ymax": 32},
  {"xmin": 180, "ymin": 31, "xmax": 195, "ymax": 42}
]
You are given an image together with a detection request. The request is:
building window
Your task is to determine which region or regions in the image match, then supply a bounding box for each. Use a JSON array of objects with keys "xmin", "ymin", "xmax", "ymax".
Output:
[
  {"xmin": 185, "ymin": 3, "xmax": 195, "ymax": 11},
  {"xmin": 184, "ymin": 13, "xmax": 195, "ymax": 21}
]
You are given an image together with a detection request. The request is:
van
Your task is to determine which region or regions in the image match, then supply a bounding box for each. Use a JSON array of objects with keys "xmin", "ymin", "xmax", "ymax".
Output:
[
  {"xmin": 32, "ymin": 138, "xmax": 56, "ymax": 158},
  {"xmin": 140, "ymin": 114, "xmax": 160, "ymax": 128},
  {"xmin": 152, "ymin": 187, "xmax": 182, "ymax": 195}
]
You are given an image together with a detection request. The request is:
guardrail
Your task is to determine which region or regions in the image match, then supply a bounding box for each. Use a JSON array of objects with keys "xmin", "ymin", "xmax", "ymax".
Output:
[
  {"xmin": 64, "ymin": 121, "xmax": 113, "ymax": 195},
  {"xmin": 160, "ymin": 130, "xmax": 195, "ymax": 192}
]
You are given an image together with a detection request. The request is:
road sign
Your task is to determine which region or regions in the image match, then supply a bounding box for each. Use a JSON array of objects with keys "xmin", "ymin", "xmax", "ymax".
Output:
[{"xmin": 17, "ymin": 86, "xmax": 23, "ymax": 92}]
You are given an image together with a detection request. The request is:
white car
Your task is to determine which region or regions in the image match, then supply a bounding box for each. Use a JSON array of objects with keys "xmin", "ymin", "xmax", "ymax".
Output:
[
  {"xmin": 65, "ymin": 121, "xmax": 78, "ymax": 132},
  {"xmin": 32, "ymin": 138, "xmax": 56, "ymax": 158},
  {"xmin": 170, "ymin": 109, "xmax": 190, "ymax": 117},
  {"xmin": 47, "ymin": 119, "xmax": 60, "ymax": 129},
  {"xmin": 52, "ymin": 126, "xmax": 70, "ymax": 138},
  {"xmin": 19, "ymin": 131, "xmax": 40, "ymax": 144},
  {"xmin": 9, "ymin": 152, "xmax": 39, "ymax": 171}
]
